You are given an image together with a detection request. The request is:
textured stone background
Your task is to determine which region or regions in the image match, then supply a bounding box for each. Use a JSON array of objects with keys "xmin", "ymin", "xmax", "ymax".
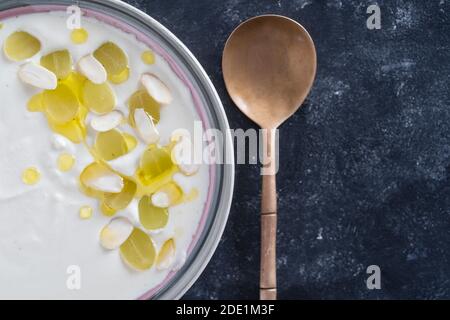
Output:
[{"xmin": 123, "ymin": 0, "xmax": 450, "ymax": 299}]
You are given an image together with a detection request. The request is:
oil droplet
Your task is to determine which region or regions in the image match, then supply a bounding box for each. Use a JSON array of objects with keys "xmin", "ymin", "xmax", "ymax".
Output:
[
  {"xmin": 120, "ymin": 228, "xmax": 156, "ymax": 270},
  {"xmin": 40, "ymin": 50, "xmax": 72, "ymax": 80},
  {"xmin": 103, "ymin": 179, "xmax": 137, "ymax": 212},
  {"xmin": 123, "ymin": 133, "xmax": 137, "ymax": 151},
  {"xmin": 71, "ymin": 28, "xmax": 88, "ymax": 44},
  {"xmin": 22, "ymin": 167, "xmax": 41, "ymax": 185},
  {"xmin": 128, "ymin": 90, "xmax": 160, "ymax": 125},
  {"xmin": 156, "ymin": 238, "xmax": 175, "ymax": 270},
  {"xmin": 185, "ymin": 188, "xmax": 199, "ymax": 202},
  {"xmin": 27, "ymin": 93, "xmax": 44, "ymax": 112},
  {"xmin": 141, "ymin": 50, "xmax": 155, "ymax": 65},
  {"xmin": 137, "ymin": 145, "xmax": 174, "ymax": 186},
  {"xmin": 95, "ymin": 129, "xmax": 129, "ymax": 161},
  {"xmin": 100, "ymin": 202, "xmax": 116, "ymax": 217},
  {"xmin": 43, "ymin": 83, "xmax": 80, "ymax": 124},
  {"xmin": 57, "ymin": 153, "xmax": 75, "ymax": 172},
  {"xmin": 79, "ymin": 206, "xmax": 93, "ymax": 219},
  {"xmin": 4, "ymin": 31, "xmax": 41, "ymax": 61},
  {"xmin": 82, "ymin": 80, "xmax": 116, "ymax": 114},
  {"xmin": 94, "ymin": 42, "xmax": 129, "ymax": 84},
  {"xmin": 109, "ymin": 67, "xmax": 130, "ymax": 84},
  {"xmin": 139, "ymin": 195, "xmax": 168, "ymax": 230}
]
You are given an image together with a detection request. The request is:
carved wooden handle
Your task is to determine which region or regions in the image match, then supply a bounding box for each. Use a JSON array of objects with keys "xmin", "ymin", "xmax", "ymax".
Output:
[{"xmin": 260, "ymin": 129, "xmax": 277, "ymax": 300}]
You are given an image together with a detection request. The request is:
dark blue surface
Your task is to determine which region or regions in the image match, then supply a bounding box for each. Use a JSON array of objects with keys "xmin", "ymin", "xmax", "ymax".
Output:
[{"xmin": 124, "ymin": 0, "xmax": 450, "ymax": 299}]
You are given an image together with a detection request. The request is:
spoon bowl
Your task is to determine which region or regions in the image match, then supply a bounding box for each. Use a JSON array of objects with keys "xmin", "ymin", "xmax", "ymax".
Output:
[
  {"xmin": 223, "ymin": 15, "xmax": 316, "ymax": 129},
  {"xmin": 222, "ymin": 15, "xmax": 316, "ymax": 300}
]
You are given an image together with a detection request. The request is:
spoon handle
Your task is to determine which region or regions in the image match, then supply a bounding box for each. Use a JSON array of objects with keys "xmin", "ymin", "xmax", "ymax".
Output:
[{"xmin": 260, "ymin": 129, "xmax": 277, "ymax": 300}]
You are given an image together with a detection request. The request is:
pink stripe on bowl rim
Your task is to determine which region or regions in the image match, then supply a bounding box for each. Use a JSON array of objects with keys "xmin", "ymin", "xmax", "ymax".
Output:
[{"xmin": 0, "ymin": 4, "xmax": 217, "ymax": 300}]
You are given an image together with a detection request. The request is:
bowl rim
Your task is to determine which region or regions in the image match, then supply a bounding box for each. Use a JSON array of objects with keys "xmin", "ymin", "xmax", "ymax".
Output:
[{"xmin": 0, "ymin": 0, "xmax": 235, "ymax": 300}]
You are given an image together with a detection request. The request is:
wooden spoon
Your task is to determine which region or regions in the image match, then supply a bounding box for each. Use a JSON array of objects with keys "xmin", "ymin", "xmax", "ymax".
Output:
[{"xmin": 222, "ymin": 15, "xmax": 316, "ymax": 300}]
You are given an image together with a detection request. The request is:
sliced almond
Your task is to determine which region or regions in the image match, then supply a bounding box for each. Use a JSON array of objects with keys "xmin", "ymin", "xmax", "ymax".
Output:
[
  {"xmin": 107, "ymin": 153, "xmax": 139, "ymax": 177},
  {"xmin": 133, "ymin": 108, "xmax": 159, "ymax": 144},
  {"xmin": 151, "ymin": 191, "xmax": 170, "ymax": 208},
  {"xmin": 141, "ymin": 73, "xmax": 173, "ymax": 105},
  {"xmin": 90, "ymin": 110, "xmax": 124, "ymax": 132},
  {"xmin": 51, "ymin": 134, "xmax": 74, "ymax": 152},
  {"xmin": 151, "ymin": 183, "xmax": 183, "ymax": 208},
  {"xmin": 108, "ymin": 142, "xmax": 146, "ymax": 177},
  {"xmin": 80, "ymin": 163, "xmax": 124, "ymax": 193},
  {"xmin": 77, "ymin": 54, "xmax": 107, "ymax": 84},
  {"xmin": 156, "ymin": 239, "xmax": 176, "ymax": 270},
  {"xmin": 87, "ymin": 172, "xmax": 123, "ymax": 193},
  {"xmin": 100, "ymin": 217, "xmax": 133, "ymax": 250},
  {"xmin": 171, "ymin": 134, "xmax": 200, "ymax": 176},
  {"xmin": 18, "ymin": 62, "xmax": 57, "ymax": 90}
]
